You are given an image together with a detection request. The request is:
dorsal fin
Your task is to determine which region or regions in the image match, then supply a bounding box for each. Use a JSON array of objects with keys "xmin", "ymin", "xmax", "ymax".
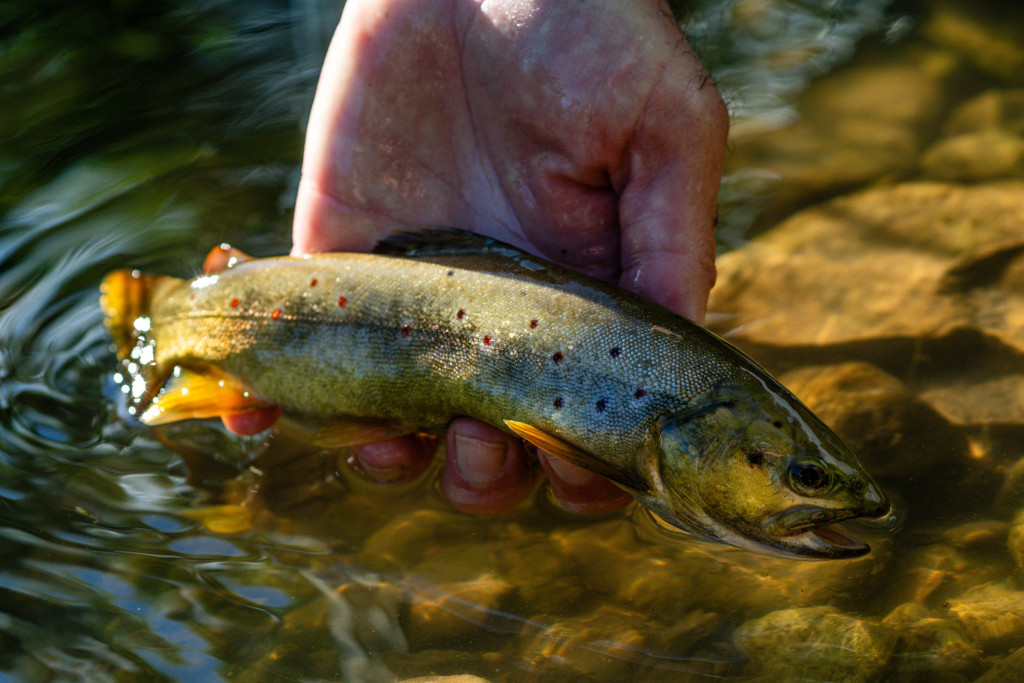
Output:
[{"xmin": 372, "ymin": 228, "xmax": 528, "ymax": 259}]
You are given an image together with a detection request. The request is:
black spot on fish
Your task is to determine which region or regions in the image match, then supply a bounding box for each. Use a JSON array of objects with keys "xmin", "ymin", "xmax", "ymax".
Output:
[
  {"xmin": 553, "ymin": 397, "xmax": 564, "ymax": 409},
  {"xmin": 634, "ymin": 388, "xmax": 646, "ymax": 399},
  {"xmin": 746, "ymin": 450, "xmax": 764, "ymax": 467},
  {"xmin": 529, "ymin": 319, "xmax": 539, "ymax": 329},
  {"xmin": 609, "ymin": 347, "xmax": 621, "ymax": 358},
  {"xmin": 447, "ymin": 270, "xmax": 454, "ymax": 277},
  {"xmin": 457, "ymin": 308, "xmax": 466, "ymax": 320},
  {"xmin": 552, "ymin": 351, "xmax": 564, "ymax": 364},
  {"xmin": 309, "ymin": 278, "xmax": 318, "ymax": 287},
  {"xmin": 772, "ymin": 420, "xmax": 783, "ymax": 429},
  {"xmin": 401, "ymin": 324, "xmax": 411, "ymax": 337},
  {"xmin": 596, "ymin": 399, "xmax": 607, "ymax": 412}
]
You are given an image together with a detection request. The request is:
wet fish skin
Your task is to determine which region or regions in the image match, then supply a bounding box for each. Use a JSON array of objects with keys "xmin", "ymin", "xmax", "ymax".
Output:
[{"xmin": 101, "ymin": 231, "xmax": 889, "ymax": 559}]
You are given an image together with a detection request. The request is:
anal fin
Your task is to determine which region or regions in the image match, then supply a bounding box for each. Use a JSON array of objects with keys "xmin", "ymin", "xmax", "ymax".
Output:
[
  {"xmin": 503, "ymin": 420, "xmax": 645, "ymax": 492},
  {"xmin": 141, "ymin": 367, "xmax": 270, "ymax": 425}
]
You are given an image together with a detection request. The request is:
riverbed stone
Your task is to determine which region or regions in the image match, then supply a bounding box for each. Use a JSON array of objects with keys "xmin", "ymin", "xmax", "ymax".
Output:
[
  {"xmin": 734, "ymin": 606, "xmax": 897, "ymax": 682},
  {"xmin": 725, "ymin": 46, "xmax": 960, "ymax": 231},
  {"xmin": 404, "ymin": 572, "xmax": 514, "ymax": 651},
  {"xmin": 921, "ymin": 0, "xmax": 1024, "ymax": 84},
  {"xmin": 946, "ymin": 583, "xmax": 1024, "ymax": 651},
  {"xmin": 921, "ymin": 130, "xmax": 1024, "ymax": 181},
  {"xmin": 944, "ymin": 89, "xmax": 1024, "ymax": 136}
]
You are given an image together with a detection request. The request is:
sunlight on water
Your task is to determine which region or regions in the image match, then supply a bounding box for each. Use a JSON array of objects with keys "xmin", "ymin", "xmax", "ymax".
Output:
[{"xmin": 3, "ymin": 0, "xmax": 1024, "ymax": 680}]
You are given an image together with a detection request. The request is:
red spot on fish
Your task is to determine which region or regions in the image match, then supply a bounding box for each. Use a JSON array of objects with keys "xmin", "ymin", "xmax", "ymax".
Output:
[
  {"xmin": 229, "ymin": 297, "xmax": 240, "ymax": 308},
  {"xmin": 529, "ymin": 319, "xmax": 539, "ymax": 329},
  {"xmin": 483, "ymin": 334, "xmax": 492, "ymax": 346},
  {"xmin": 310, "ymin": 278, "xmax": 318, "ymax": 287},
  {"xmin": 634, "ymin": 388, "xmax": 646, "ymax": 399},
  {"xmin": 189, "ymin": 293, "xmax": 197, "ymax": 302},
  {"xmin": 401, "ymin": 324, "xmax": 411, "ymax": 337},
  {"xmin": 552, "ymin": 352, "xmax": 564, "ymax": 364},
  {"xmin": 271, "ymin": 308, "xmax": 282, "ymax": 320},
  {"xmin": 596, "ymin": 399, "xmax": 607, "ymax": 412},
  {"xmin": 457, "ymin": 308, "xmax": 466, "ymax": 320},
  {"xmin": 338, "ymin": 296, "xmax": 347, "ymax": 308},
  {"xmin": 553, "ymin": 397, "xmax": 564, "ymax": 409},
  {"xmin": 609, "ymin": 347, "xmax": 621, "ymax": 358}
]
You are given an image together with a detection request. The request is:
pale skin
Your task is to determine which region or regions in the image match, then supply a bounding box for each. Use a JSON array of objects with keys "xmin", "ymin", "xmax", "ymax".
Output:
[{"xmin": 225, "ymin": 0, "xmax": 729, "ymax": 514}]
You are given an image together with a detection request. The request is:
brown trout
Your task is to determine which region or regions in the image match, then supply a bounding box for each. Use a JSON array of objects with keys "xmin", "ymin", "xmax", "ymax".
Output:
[{"xmin": 101, "ymin": 230, "xmax": 889, "ymax": 559}]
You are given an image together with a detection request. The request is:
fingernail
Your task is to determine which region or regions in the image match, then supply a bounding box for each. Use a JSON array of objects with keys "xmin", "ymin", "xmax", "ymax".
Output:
[
  {"xmin": 453, "ymin": 434, "xmax": 507, "ymax": 486},
  {"xmin": 544, "ymin": 455, "xmax": 597, "ymax": 488}
]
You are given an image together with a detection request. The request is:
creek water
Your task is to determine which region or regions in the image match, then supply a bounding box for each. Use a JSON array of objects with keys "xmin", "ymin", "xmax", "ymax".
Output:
[{"xmin": 3, "ymin": 0, "xmax": 1024, "ymax": 680}]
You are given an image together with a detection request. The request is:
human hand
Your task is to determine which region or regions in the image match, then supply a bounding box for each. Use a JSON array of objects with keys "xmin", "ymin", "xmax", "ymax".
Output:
[{"xmin": 240, "ymin": 0, "xmax": 728, "ymax": 514}]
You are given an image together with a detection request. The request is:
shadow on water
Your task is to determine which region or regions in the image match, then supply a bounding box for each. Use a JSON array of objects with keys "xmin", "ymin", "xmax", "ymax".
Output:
[{"xmin": 5, "ymin": 0, "xmax": 1024, "ymax": 681}]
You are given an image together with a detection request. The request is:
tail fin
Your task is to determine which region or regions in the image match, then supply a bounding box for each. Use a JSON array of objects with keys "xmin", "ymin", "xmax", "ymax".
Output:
[{"xmin": 100, "ymin": 269, "xmax": 152, "ymax": 360}]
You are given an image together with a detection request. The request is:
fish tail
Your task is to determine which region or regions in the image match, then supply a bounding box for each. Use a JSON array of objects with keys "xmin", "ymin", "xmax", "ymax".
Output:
[{"xmin": 100, "ymin": 269, "xmax": 164, "ymax": 360}]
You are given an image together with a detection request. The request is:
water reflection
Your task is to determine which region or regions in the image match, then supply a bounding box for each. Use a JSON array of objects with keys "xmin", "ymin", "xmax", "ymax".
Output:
[{"xmin": 3, "ymin": 0, "xmax": 1024, "ymax": 680}]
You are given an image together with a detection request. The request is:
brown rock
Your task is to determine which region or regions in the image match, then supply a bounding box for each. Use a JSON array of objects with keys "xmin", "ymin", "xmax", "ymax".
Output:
[
  {"xmin": 921, "ymin": 0, "xmax": 1024, "ymax": 84},
  {"xmin": 943, "ymin": 89, "xmax": 1024, "ymax": 137},
  {"xmin": 921, "ymin": 130, "xmax": 1024, "ymax": 181},
  {"xmin": 946, "ymin": 584, "xmax": 1024, "ymax": 651},
  {"xmin": 734, "ymin": 606, "xmax": 897, "ymax": 682}
]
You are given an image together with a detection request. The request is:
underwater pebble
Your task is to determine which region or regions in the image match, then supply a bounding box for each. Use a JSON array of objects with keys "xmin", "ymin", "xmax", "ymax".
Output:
[
  {"xmin": 882, "ymin": 604, "xmax": 982, "ymax": 676},
  {"xmin": 734, "ymin": 606, "xmax": 897, "ymax": 682},
  {"xmin": 946, "ymin": 584, "xmax": 1024, "ymax": 651},
  {"xmin": 921, "ymin": 130, "xmax": 1024, "ymax": 181},
  {"xmin": 517, "ymin": 605, "xmax": 656, "ymax": 680},
  {"xmin": 1006, "ymin": 509, "xmax": 1024, "ymax": 572},
  {"xmin": 404, "ymin": 572, "xmax": 513, "ymax": 651},
  {"xmin": 973, "ymin": 645, "xmax": 1024, "ymax": 682}
]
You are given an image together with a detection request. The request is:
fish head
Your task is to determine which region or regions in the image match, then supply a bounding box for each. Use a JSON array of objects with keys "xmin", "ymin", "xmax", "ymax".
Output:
[{"xmin": 648, "ymin": 386, "xmax": 889, "ymax": 560}]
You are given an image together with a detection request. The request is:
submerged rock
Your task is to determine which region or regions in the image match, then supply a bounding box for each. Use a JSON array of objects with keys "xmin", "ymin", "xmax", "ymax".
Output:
[
  {"xmin": 734, "ymin": 606, "xmax": 897, "ymax": 681},
  {"xmin": 709, "ymin": 181, "xmax": 1024, "ymax": 436},
  {"xmin": 921, "ymin": 0, "xmax": 1024, "ymax": 84},
  {"xmin": 882, "ymin": 604, "xmax": 982, "ymax": 676},
  {"xmin": 921, "ymin": 130, "xmax": 1024, "ymax": 181},
  {"xmin": 946, "ymin": 584, "xmax": 1024, "ymax": 651}
]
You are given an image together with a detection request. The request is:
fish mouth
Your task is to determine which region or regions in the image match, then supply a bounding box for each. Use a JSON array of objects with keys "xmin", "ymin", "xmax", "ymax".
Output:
[{"xmin": 762, "ymin": 505, "xmax": 887, "ymax": 560}]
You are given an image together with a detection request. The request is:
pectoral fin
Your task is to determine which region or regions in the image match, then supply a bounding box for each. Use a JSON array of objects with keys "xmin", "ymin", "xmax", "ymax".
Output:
[
  {"xmin": 311, "ymin": 418, "xmax": 414, "ymax": 449},
  {"xmin": 503, "ymin": 420, "xmax": 645, "ymax": 492},
  {"xmin": 141, "ymin": 367, "xmax": 269, "ymax": 425}
]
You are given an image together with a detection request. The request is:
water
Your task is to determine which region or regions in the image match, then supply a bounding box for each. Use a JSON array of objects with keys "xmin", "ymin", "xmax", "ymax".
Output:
[{"xmin": 3, "ymin": 0, "xmax": 1024, "ymax": 680}]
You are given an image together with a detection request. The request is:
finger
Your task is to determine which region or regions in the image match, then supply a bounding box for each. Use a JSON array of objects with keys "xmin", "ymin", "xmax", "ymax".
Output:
[
  {"xmin": 616, "ymin": 41, "xmax": 729, "ymax": 323},
  {"xmin": 538, "ymin": 452, "xmax": 633, "ymax": 514},
  {"xmin": 221, "ymin": 406, "xmax": 283, "ymax": 435},
  {"xmin": 441, "ymin": 418, "xmax": 538, "ymax": 515},
  {"xmin": 349, "ymin": 434, "xmax": 436, "ymax": 484}
]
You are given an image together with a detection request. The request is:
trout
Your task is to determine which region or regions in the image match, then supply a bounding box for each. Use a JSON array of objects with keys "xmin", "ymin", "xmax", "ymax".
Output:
[{"xmin": 101, "ymin": 230, "xmax": 889, "ymax": 559}]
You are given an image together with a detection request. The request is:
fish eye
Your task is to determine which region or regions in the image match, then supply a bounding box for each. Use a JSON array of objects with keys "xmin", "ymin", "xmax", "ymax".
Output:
[{"xmin": 789, "ymin": 462, "xmax": 830, "ymax": 495}]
